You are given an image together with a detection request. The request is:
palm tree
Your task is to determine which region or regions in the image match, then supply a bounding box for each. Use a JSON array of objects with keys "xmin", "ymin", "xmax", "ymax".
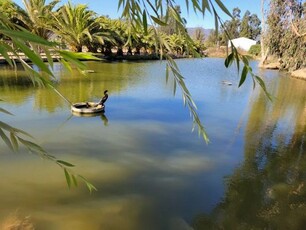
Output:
[
  {"xmin": 0, "ymin": 0, "xmax": 28, "ymax": 29},
  {"xmin": 52, "ymin": 2, "xmax": 98, "ymax": 52},
  {"xmin": 16, "ymin": 0, "xmax": 59, "ymax": 40},
  {"xmin": 90, "ymin": 16, "xmax": 121, "ymax": 54},
  {"xmin": 83, "ymin": 16, "xmax": 113, "ymax": 53}
]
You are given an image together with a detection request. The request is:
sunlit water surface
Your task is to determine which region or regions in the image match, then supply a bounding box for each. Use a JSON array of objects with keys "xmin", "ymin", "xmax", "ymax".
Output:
[{"xmin": 0, "ymin": 58, "xmax": 305, "ymax": 229}]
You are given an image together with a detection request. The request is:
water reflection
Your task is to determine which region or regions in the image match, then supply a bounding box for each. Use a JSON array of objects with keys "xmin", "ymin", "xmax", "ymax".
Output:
[
  {"xmin": 192, "ymin": 72, "xmax": 306, "ymax": 229},
  {"xmin": 71, "ymin": 112, "xmax": 109, "ymax": 126},
  {"xmin": 0, "ymin": 61, "xmax": 151, "ymax": 112},
  {"xmin": 0, "ymin": 59, "xmax": 305, "ymax": 229}
]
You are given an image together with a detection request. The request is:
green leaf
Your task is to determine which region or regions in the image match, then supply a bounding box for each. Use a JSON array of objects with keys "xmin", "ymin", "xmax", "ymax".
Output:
[
  {"xmin": 241, "ymin": 55, "xmax": 249, "ymax": 66},
  {"xmin": 214, "ymin": 13, "xmax": 219, "ymax": 35},
  {"xmin": 142, "ymin": 10, "xmax": 148, "ymax": 35},
  {"xmin": 0, "ymin": 121, "xmax": 15, "ymax": 132},
  {"xmin": 118, "ymin": 0, "xmax": 124, "ymax": 11},
  {"xmin": 0, "ymin": 43, "xmax": 13, "ymax": 66},
  {"xmin": 233, "ymin": 48, "xmax": 240, "ymax": 73},
  {"xmin": 173, "ymin": 77, "xmax": 177, "ymax": 95},
  {"xmin": 0, "ymin": 121, "xmax": 32, "ymax": 138},
  {"xmin": 13, "ymin": 39, "xmax": 53, "ymax": 76},
  {"xmin": 59, "ymin": 51, "xmax": 100, "ymax": 70},
  {"xmin": 151, "ymin": 16, "xmax": 168, "ymax": 26},
  {"xmin": 17, "ymin": 137, "xmax": 46, "ymax": 153},
  {"xmin": 0, "ymin": 107, "xmax": 13, "ymax": 115},
  {"xmin": 79, "ymin": 175, "xmax": 97, "ymax": 193},
  {"xmin": 72, "ymin": 174, "xmax": 78, "ymax": 187},
  {"xmin": 224, "ymin": 52, "xmax": 234, "ymax": 68},
  {"xmin": 202, "ymin": 0, "xmax": 211, "ymax": 14},
  {"xmin": 214, "ymin": 0, "xmax": 233, "ymax": 19},
  {"xmin": 0, "ymin": 28, "xmax": 56, "ymax": 46},
  {"xmin": 10, "ymin": 132, "xmax": 18, "ymax": 151},
  {"xmin": 86, "ymin": 182, "xmax": 98, "ymax": 193},
  {"xmin": 64, "ymin": 169, "xmax": 71, "ymax": 189},
  {"xmin": 57, "ymin": 160, "xmax": 75, "ymax": 167},
  {"xmin": 239, "ymin": 66, "xmax": 248, "ymax": 87},
  {"xmin": 255, "ymin": 75, "xmax": 273, "ymax": 100},
  {"xmin": 191, "ymin": 0, "xmax": 201, "ymax": 12},
  {"xmin": 185, "ymin": 0, "xmax": 189, "ymax": 12},
  {"xmin": 0, "ymin": 128, "xmax": 13, "ymax": 151},
  {"xmin": 59, "ymin": 59, "xmax": 72, "ymax": 72},
  {"xmin": 165, "ymin": 64, "xmax": 169, "ymax": 84},
  {"xmin": 42, "ymin": 47, "xmax": 54, "ymax": 69}
]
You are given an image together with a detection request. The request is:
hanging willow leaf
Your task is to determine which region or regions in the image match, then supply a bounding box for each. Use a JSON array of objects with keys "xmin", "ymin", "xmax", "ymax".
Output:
[
  {"xmin": 239, "ymin": 66, "xmax": 248, "ymax": 87},
  {"xmin": 17, "ymin": 137, "xmax": 46, "ymax": 153},
  {"xmin": 224, "ymin": 52, "xmax": 234, "ymax": 68},
  {"xmin": 64, "ymin": 169, "xmax": 71, "ymax": 189},
  {"xmin": 0, "ymin": 43, "xmax": 13, "ymax": 66},
  {"xmin": 214, "ymin": 0, "xmax": 233, "ymax": 18},
  {"xmin": 0, "ymin": 27, "xmax": 56, "ymax": 46},
  {"xmin": 10, "ymin": 132, "xmax": 19, "ymax": 152},
  {"xmin": 0, "ymin": 128, "xmax": 13, "ymax": 151},
  {"xmin": 72, "ymin": 174, "xmax": 78, "ymax": 187},
  {"xmin": 0, "ymin": 107, "xmax": 13, "ymax": 115},
  {"xmin": 12, "ymin": 39, "xmax": 53, "ymax": 76},
  {"xmin": 78, "ymin": 175, "xmax": 98, "ymax": 193},
  {"xmin": 151, "ymin": 15, "xmax": 168, "ymax": 26},
  {"xmin": 202, "ymin": 0, "xmax": 211, "ymax": 14},
  {"xmin": 57, "ymin": 160, "xmax": 75, "ymax": 167},
  {"xmin": 142, "ymin": 10, "xmax": 148, "ymax": 35}
]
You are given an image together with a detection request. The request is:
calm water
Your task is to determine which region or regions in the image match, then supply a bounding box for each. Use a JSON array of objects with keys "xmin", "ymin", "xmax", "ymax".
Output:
[{"xmin": 0, "ymin": 58, "xmax": 305, "ymax": 229}]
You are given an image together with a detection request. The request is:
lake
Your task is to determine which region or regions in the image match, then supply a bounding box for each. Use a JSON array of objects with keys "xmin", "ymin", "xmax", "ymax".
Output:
[{"xmin": 0, "ymin": 58, "xmax": 305, "ymax": 229}]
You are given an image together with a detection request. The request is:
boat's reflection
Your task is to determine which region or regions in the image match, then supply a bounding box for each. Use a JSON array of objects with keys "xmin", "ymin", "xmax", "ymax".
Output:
[{"xmin": 71, "ymin": 111, "xmax": 109, "ymax": 126}]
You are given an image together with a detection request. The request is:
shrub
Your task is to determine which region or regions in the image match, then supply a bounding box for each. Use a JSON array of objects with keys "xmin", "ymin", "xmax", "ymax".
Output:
[{"xmin": 248, "ymin": 44, "xmax": 261, "ymax": 56}]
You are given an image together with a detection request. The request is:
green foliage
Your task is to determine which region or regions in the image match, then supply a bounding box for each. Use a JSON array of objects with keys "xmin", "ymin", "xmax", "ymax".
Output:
[
  {"xmin": 266, "ymin": 0, "xmax": 306, "ymax": 70},
  {"xmin": 216, "ymin": 7, "xmax": 261, "ymax": 45},
  {"xmin": 239, "ymin": 10, "xmax": 261, "ymax": 40},
  {"xmin": 220, "ymin": 7, "xmax": 241, "ymax": 45},
  {"xmin": 225, "ymin": 42, "xmax": 271, "ymax": 100},
  {"xmin": 52, "ymin": 2, "xmax": 98, "ymax": 52},
  {"xmin": 248, "ymin": 44, "xmax": 261, "ymax": 56}
]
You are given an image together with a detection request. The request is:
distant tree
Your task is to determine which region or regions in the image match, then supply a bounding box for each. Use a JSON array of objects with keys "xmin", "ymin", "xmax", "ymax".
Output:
[
  {"xmin": 266, "ymin": 0, "xmax": 285, "ymax": 57},
  {"xmin": 266, "ymin": 0, "xmax": 306, "ymax": 70},
  {"xmin": 240, "ymin": 10, "xmax": 252, "ymax": 38},
  {"xmin": 192, "ymin": 28, "xmax": 206, "ymax": 53},
  {"xmin": 249, "ymin": 13, "xmax": 261, "ymax": 40},
  {"xmin": 239, "ymin": 10, "xmax": 261, "ymax": 40},
  {"xmin": 220, "ymin": 7, "xmax": 241, "ymax": 45},
  {"xmin": 205, "ymin": 29, "xmax": 220, "ymax": 47},
  {"xmin": 194, "ymin": 27, "xmax": 205, "ymax": 43}
]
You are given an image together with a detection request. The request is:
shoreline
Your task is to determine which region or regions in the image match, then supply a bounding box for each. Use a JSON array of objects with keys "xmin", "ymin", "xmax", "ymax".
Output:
[{"xmin": 1, "ymin": 53, "xmax": 305, "ymax": 81}]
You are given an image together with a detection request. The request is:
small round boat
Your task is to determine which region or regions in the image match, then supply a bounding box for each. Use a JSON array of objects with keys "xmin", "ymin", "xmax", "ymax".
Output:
[{"xmin": 71, "ymin": 102, "xmax": 105, "ymax": 115}]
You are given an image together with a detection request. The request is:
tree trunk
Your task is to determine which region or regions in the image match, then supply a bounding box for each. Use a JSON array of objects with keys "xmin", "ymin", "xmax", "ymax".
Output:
[{"xmin": 259, "ymin": 0, "xmax": 268, "ymax": 67}]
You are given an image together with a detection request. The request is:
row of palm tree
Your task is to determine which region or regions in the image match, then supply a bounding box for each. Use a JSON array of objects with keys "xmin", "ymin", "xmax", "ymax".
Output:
[{"xmin": 0, "ymin": 0, "xmax": 205, "ymax": 56}]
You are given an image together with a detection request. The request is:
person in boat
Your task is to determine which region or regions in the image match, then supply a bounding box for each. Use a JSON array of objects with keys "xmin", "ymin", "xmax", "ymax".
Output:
[{"xmin": 96, "ymin": 90, "xmax": 108, "ymax": 107}]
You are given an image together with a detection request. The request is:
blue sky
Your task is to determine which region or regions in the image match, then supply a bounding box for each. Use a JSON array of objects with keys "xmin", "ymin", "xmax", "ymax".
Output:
[{"xmin": 13, "ymin": 0, "xmax": 261, "ymax": 29}]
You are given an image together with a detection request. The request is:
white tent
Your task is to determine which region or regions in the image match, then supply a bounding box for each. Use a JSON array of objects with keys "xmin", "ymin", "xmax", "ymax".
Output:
[{"xmin": 228, "ymin": 37, "xmax": 257, "ymax": 51}]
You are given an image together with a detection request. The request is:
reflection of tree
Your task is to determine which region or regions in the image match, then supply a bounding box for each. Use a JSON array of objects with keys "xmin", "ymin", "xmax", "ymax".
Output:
[
  {"xmin": 1, "ymin": 61, "xmax": 147, "ymax": 112},
  {"xmin": 193, "ymin": 77, "xmax": 306, "ymax": 229},
  {"xmin": 0, "ymin": 66, "xmax": 34, "ymax": 104}
]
